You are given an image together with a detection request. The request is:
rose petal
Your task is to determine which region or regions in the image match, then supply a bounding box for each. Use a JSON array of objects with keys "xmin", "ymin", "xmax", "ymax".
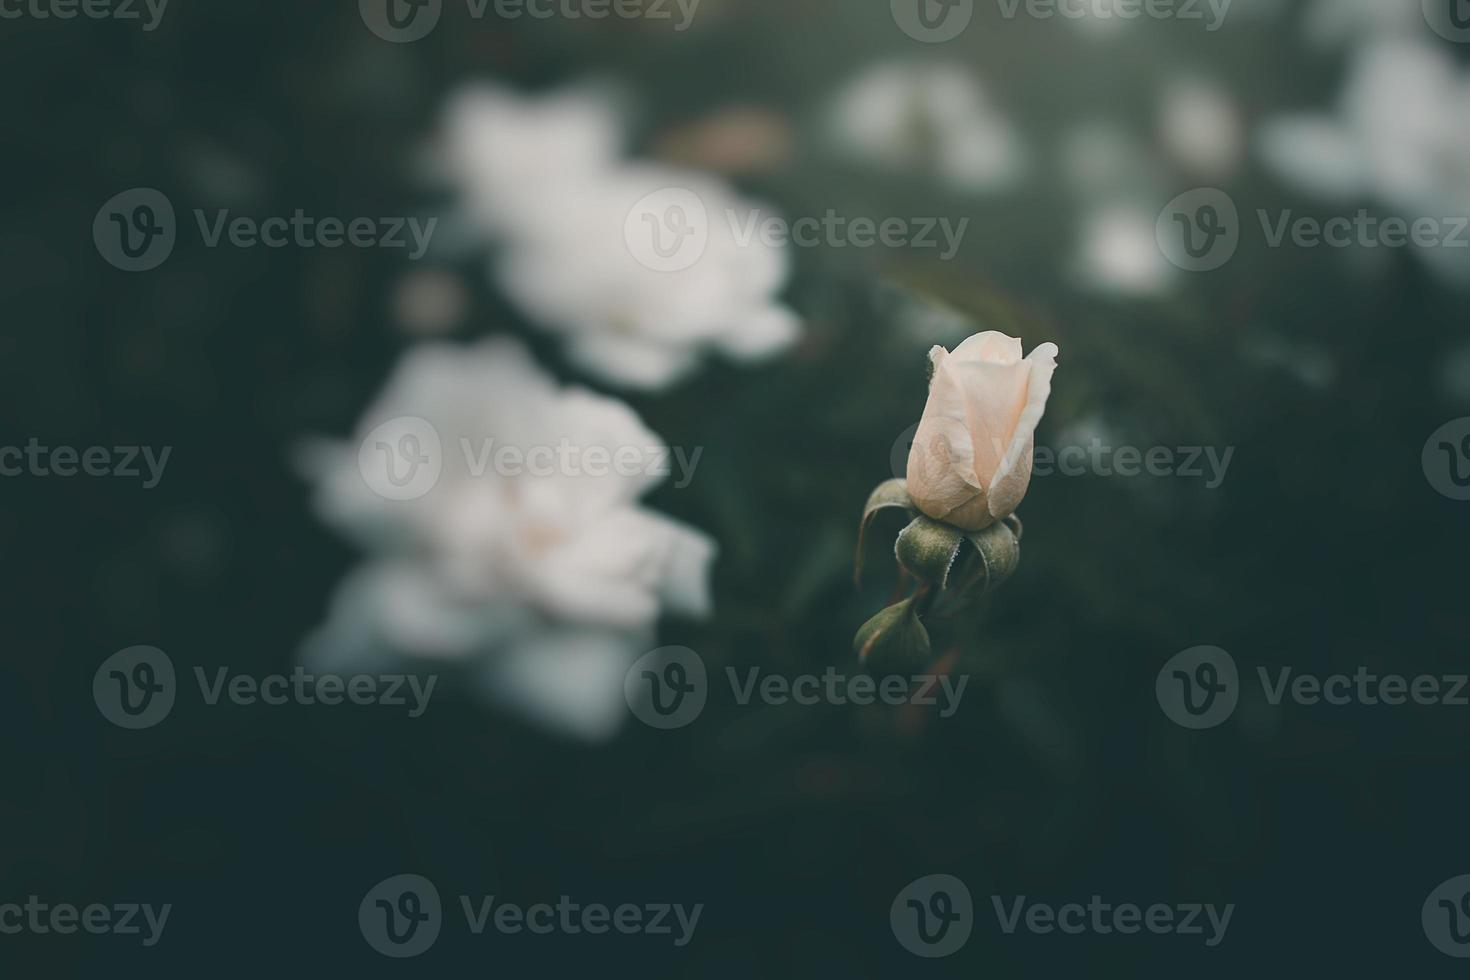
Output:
[
  {"xmin": 907, "ymin": 349, "xmax": 986, "ymax": 525},
  {"xmin": 948, "ymin": 330, "xmax": 1023, "ymax": 365},
  {"xmin": 987, "ymin": 342, "xmax": 1059, "ymax": 518},
  {"xmin": 947, "ymin": 357, "xmax": 1031, "ymax": 486}
]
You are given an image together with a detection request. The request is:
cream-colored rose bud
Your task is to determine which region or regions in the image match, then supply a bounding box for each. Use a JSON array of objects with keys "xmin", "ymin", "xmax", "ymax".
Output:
[{"xmin": 905, "ymin": 332, "xmax": 1059, "ymax": 531}]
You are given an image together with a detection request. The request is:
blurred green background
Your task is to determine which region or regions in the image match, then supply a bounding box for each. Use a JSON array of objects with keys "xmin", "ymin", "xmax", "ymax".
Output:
[{"xmin": 3, "ymin": 0, "xmax": 1470, "ymax": 975}]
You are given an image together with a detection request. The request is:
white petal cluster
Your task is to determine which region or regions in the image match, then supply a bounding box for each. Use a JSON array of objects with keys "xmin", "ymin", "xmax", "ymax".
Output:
[
  {"xmin": 1258, "ymin": 40, "xmax": 1470, "ymax": 284},
  {"xmin": 300, "ymin": 338, "xmax": 716, "ymax": 740},
  {"xmin": 441, "ymin": 84, "xmax": 801, "ymax": 390}
]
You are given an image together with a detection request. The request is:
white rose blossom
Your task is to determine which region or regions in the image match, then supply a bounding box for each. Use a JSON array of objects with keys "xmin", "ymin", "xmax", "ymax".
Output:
[
  {"xmin": 441, "ymin": 83, "xmax": 625, "ymax": 234},
  {"xmin": 298, "ymin": 338, "xmax": 715, "ymax": 740},
  {"xmin": 906, "ymin": 332, "xmax": 1060, "ymax": 531},
  {"xmin": 1073, "ymin": 203, "xmax": 1175, "ymax": 298},
  {"xmin": 440, "ymin": 83, "xmax": 801, "ymax": 390},
  {"xmin": 494, "ymin": 164, "xmax": 801, "ymax": 390},
  {"xmin": 1157, "ymin": 76, "xmax": 1244, "ymax": 181}
]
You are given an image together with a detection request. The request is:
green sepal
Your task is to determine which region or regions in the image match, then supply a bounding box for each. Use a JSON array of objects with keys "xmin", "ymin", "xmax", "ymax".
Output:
[
  {"xmin": 938, "ymin": 516, "xmax": 1022, "ymax": 611},
  {"xmin": 854, "ymin": 478, "xmax": 916, "ymax": 586},
  {"xmin": 894, "ymin": 514, "xmax": 964, "ymax": 588},
  {"xmin": 854, "ymin": 597, "xmax": 932, "ymax": 674}
]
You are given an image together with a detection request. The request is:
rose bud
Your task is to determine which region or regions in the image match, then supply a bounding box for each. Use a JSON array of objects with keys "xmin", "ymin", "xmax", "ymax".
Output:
[
  {"xmin": 905, "ymin": 332, "xmax": 1059, "ymax": 531},
  {"xmin": 854, "ymin": 597, "xmax": 931, "ymax": 675}
]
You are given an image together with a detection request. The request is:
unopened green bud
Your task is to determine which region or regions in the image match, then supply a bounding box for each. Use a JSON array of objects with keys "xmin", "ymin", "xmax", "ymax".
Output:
[{"xmin": 854, "ymin": 597, "xmax": 932, "ymax": 674}]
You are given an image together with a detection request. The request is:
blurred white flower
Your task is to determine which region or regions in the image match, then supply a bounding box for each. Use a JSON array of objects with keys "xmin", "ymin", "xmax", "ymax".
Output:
[
  {"xmin": 440, "ymin": 83, "xmax": 800, "ymax": 390},
  {"xmin": 440, "ymin": 82, "xmax": 625, "ymax": 234},
  {"xmin": 1158, "ymin": 76, "xmax": 1244, "ymax": 181},
  {"xmin": 298, "ymin": 338, "xmax": 716, "ymax": 740},
  {"xmin": 496, "ymin": 164, "xmax": 801, "ymax": 390},
  {"xmin": 827, "ymin": 62, "xmax": 1026, "ymax": 194},
  {"xmin": 1258, "ymin": 40, "xmax": 1470, "ymax": 283},
  {"xmin": 1073, "ymin": 203, "xmax": 1174, "ymax": 297}
]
